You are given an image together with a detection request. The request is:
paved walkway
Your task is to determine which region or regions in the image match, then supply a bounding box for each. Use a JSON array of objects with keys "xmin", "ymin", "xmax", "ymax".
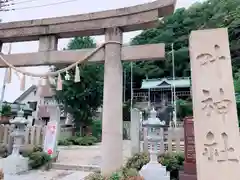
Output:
[
  {"xmin": 4, "ymin": 170, "xmax": 90, "ymax": 180},
  {"xmin": 55, "ymin": 140, "xmax": 132, "ymax": 167},
  {"xmin": 0, "ymin": 141, "xmax": 134, "ymax": 179}
]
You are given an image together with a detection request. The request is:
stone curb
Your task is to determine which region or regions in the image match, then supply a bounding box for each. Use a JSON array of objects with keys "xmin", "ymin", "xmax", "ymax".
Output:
[
  {"xmin": 52, "ymin": 163, "xmax": 100, "ymax": 172},
  {"xmin": 58, "ymin": 145, "xmax": 100, "ymax": 150}
]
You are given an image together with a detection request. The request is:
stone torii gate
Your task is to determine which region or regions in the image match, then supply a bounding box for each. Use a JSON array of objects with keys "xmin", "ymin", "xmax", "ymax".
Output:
[{"xmin": 0, "ymin": 0, "xmax": 176, "ymax": 175}]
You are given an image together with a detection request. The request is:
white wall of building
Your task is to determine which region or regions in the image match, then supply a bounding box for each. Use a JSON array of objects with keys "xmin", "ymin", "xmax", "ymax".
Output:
[
  {"xmin": 17, "ymin": 89, "xmax": 40, "ymax": 121},
  {"xmin": 17, "ymin": 89, "xmax": 68, "ymax": 125},
  {"xmin": 18, "ymin": 89, "xmax": 39, "ymax": 104}
]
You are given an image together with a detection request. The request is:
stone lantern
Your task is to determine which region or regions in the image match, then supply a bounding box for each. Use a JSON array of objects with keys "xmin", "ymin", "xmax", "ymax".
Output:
[
  {"xmin": 3, "ymin": 108, "xmax": 29, "ymax": 175},
  {"xmin": 139, "ymin": 108, "xmax": 170, "ymax": 180}
]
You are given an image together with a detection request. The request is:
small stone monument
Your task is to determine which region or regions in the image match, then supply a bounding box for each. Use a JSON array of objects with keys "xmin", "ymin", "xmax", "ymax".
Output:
[
  {"xmin": 3, "ymin": 109, "xmax": 29, "ymax": 175},
  {"xmin": 130, "ymin": 108, "xmax": 141, "ymax": 155},
  {"xmin": 179, "ymin": 117, "xmax": 197, "ymax": 180},
  {"xmin": 139, "ymin": 108, "xmax": 170, "ymax": 180}
]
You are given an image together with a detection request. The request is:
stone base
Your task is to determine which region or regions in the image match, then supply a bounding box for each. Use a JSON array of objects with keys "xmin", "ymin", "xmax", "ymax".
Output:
[
  {"xmin": 139, "ymin": 162, "xmax": 170, "ymax": 180},
  {"xmin": 3, "ymin": 154, "xmax": 29, "ymax": 175},
  {"xmin": 183, "ymin": 162, "xmax": 196, "ymax": 174},
  {"xmin": 179, "ymin": 171, "xmax": 197, "ymax": 180}
]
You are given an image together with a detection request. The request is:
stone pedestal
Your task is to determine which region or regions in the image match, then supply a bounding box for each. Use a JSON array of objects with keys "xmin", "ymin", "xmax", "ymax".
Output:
[
  {"xmin": 179, "ymin": 172, "xmax": 197, "ymax": 180},
  {"xmin": 179, "ymin": 117, "xmax": 197, "ymax": 180},
  {"xmin": 140, "ymin": 162, "xmax": 170, "ymax": 180},
  {"xmin": 3, "ymin": 155, "xmax": 28, "ymax": 175}
]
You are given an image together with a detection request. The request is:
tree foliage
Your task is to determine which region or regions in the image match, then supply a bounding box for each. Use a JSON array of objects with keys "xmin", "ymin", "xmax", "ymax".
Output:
[
  {"xmin": 176, "ymin": 99, "xmax": 193, "ymax": 120},
  {"xmin": 55, "ymin": 0, "xmax": 240, "ymax": 124},
  {"xmin": 125, "ymin": 0, "xmax": 240, "ymax": 122},
  {"xmin": 54, "ymin": 37, "xmax": 104, "ymax": 130},
  {"xmin": 126, "ymin": 0, "xmax": 240, "ymax": 100}
]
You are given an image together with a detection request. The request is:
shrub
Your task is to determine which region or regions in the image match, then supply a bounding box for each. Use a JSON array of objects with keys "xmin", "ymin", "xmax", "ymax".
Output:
[
  {"xmin": 85, "ymin": 172, "xmax": 104, "ymax": 180},
  {"xmin": 159, "ymin": 152, "xmax": 184, "ymax": 180},
  {"xmin": 174, "ymin": 152, "xmax": 184, "ymax": 166},
  {"xmin": 77, "ymin": 135, "xmax": 97, "ymax": 146},
  {"xmin": 19, "ymin": 146, "xmax": 51, "ymax": 169},
  {"xmin": 0, "ymin": 145, "xmax": 51, "ymax": 169},
  {"xmin": 125, "ymin": 152, "xmax": 150, "ymax": 171},
  {"xmin": 73, "ymin": 137, "xmax": 82, "ymax": 145},
  {"xmin": 68, "ymin": 136, "xmax": 80, "ymax": 145},
  {"xmin": 85, "ymin": 167, "xmax": 142, "ymax": 180},
  {"xmin": 91, "ymin": 120, "xmax": 102, "ymax": 141},
  {"xmin": 33, "ymin": 146, "xmax": 43, "ymax": 152},
  {"xmin": 1, "ymin": 104, "xmax": 11, "ymax": 116},
  {"xmin": 20, "ymin": 149, "xmax": 32, "ymax": 157},
  {"xmin": 58, "ymin": 135, "xmax": 98, "ymax": 146},
  {"xmin": 120, "ymin": 167, "xmax": 141, "ymax": 179},
  {"xmin": 20, "ymin": 146, "xmax": 41, "ymax": 157},
  {"xmin": 28, "ymin": 151, "xmax": 51, "ymax": 169},
  {"xmin": 125, "ymin": 152, "xmax": 184, "ymax": 180},
  {"xmin": 58, "ymin": 139, "xmax": 73, "ymax": 146},
  {"xmin": 84, "ymin": 135, "xmax": 97, "ymax": 144}
]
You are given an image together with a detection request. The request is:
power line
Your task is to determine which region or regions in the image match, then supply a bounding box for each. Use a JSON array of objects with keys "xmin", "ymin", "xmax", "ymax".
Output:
[
  {"xmin": 13, "ymin": 0, "xmax": 37, "ymax": 5},
  {"xmin": 8, "ymin": 0, "xmax": 80, "ymax": 11},
  {"xmin": 0, "ymin": 0, "xmax": 14, "ymax": 11}
]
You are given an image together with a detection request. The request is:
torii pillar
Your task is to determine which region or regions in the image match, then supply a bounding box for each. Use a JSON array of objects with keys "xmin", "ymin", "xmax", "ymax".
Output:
[{"xmin": 102, "ymin": 27, "xmax": 123, "ymax": 174}]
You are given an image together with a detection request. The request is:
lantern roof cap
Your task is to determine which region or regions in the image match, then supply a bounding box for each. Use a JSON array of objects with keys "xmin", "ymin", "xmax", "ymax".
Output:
[{"xmin": 142, "ymin": 108, "xmax": 167, "ymax": 127}]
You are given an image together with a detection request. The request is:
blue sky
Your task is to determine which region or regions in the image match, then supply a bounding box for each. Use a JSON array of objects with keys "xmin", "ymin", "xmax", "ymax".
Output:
[{"xmin": 0, "ymin": 0, "xmax": 203, "ymax": 102}]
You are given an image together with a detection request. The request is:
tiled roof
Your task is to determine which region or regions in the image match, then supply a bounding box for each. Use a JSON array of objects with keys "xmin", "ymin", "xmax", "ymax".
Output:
[{"xmin": 141, "ymin": 77, "xmax": 191, "ymax": 89}]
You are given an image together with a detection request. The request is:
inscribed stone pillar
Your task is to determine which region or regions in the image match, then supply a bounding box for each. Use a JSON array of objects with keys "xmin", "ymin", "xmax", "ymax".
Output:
[
  {"xmin": 131, "ymin": 108, "xmax": 141, "ymax": 155},
  {"xmin": 190, "ymin": 28, "xmax": 240, "ymax": 180},
  {"xmin": 101, "ymin": 27, "xmax": 123, "ymax": 175},
  {"xmin": 179, "ymin": 117, "xmax": 197, "ymax": 180}
]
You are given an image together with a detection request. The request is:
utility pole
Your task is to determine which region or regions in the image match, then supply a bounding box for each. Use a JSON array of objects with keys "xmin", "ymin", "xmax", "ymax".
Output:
[
  {"xmin": 171, "ymin": 43, "xmax": 177, "ymax": 128},
  {"xmin": 0, "ymin": 44, "xmax": 11, "ymax": 114},
  {"xmin": 130, "ymin": 62, "xmax": 133, "ymax": 111}
]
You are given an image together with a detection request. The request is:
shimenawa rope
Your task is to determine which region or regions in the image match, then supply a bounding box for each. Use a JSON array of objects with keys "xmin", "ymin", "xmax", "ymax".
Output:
[{"xmin": 0, "ymin": 41, "xmax": 121, "ymax": 78}]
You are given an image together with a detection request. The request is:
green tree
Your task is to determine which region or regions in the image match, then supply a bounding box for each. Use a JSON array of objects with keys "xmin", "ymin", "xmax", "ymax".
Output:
[
  {"xmin": 176, "ymin": 99, "xmax": 193, "ymax": 121},
  {"xmin": 125, "ymin": 0, "xmax": 240, "ymax": 102},
  {"xmin": 54, "ymin": 37, "xmax": 104, "ymax": 133}
]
